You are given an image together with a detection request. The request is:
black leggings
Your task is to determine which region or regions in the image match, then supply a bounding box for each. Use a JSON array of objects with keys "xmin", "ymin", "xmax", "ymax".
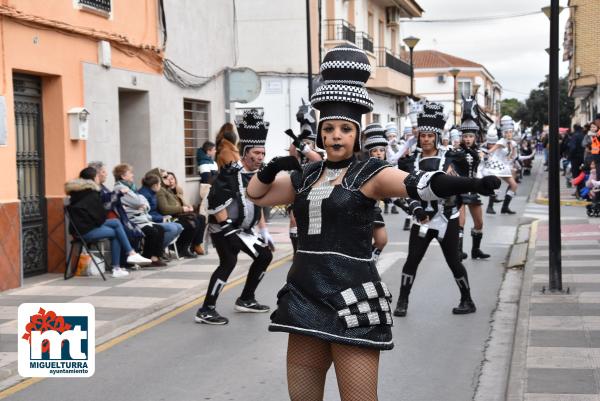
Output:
[
  {"xmin": 175, "ymin": 214, "xmax": 206, "ymax": 252},
  {"xmin": 203, "ymin": 231, "xmax": 273, "ymax": 308},
  {"xmin": 399, "ymin": 218, "xmax": 472, "ymax": 301},
  {"xmin": 140, "ymin": 225, "xmax": 165, "ymax": 258}
]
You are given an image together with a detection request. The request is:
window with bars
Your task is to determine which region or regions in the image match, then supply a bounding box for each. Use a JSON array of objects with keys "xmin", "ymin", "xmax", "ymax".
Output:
[
  {"xmin": 79, "ymin": 0, "xmax": 111, "ymax": 14},
  {"xmin": 184, "ymin": 100, "xmax": 210, "ymax": 178}
]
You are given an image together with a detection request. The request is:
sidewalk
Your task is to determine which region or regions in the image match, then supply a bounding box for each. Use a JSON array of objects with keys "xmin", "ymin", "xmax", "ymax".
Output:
[
  {"xmin": 536, "ymin": 159, "xmax": 592, "ymax": 207},
  {"xmin": 0, "ymin": 217, "xmax": 293, "ymax": 385},
  {"xmin": 507, "ymin": 170, "xmax": 600, "ymax": 400}
]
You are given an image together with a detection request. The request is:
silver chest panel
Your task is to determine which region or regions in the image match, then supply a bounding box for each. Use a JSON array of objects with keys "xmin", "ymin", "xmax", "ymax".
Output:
[{"xmin": 306, "ymin": 168, "xmax": 343, "ymax": 235}]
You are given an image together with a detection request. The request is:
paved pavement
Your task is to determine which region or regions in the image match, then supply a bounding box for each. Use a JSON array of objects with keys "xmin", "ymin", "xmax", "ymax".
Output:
[
  {"xmin": 506, "ymin": 163, "xmax": 600, "ymax": 401},
  {"xmin": 0, "ymin": 218, "xmax": 294, "ymax": 386}
]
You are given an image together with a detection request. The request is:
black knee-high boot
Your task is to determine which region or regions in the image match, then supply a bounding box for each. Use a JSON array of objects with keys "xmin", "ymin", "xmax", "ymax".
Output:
[
  {"xmin": 501, "ymin": 190, "xmax": 516, "ymax": 214},
  {"xmin": 458, "ymin": 227, "xmax": 468, "ymax": 260},
  {"xmin": 471, "ymin": 229, "xmax": 490, "ymax": 259},
  {"xmin": 394, "ymin": 272, "xmax": 414, "ymax": 317},
  {"xmin": 486, "ymin": 195, "xmax": 496, "ymax": 214},
  {"xmin": 452, "ymin": 275, "xmax": 476, "ymax": 314}
]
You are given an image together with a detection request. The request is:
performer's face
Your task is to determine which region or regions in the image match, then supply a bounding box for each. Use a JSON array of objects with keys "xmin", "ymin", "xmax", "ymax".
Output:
[
  {"xmin": 321, "ymin": 120, "xmax": 357, "ymax": 161},
  {"xmin": 243, "ymin": 147, "xmax": 265, "ymax": 171},
  {"xmin": 504, "ymin": 130, "xmax": 514, "ymax": 140},
  {"xmin": 463, "ymin": 133, "xmax": 476, "ymax": 147},
  {"xmin": 419, "ymin": 132, "xmax": 437, "ymax": 152},
  {"xmin": 369, "ymin": 147, "xmax": 386, "ymax": 160}
]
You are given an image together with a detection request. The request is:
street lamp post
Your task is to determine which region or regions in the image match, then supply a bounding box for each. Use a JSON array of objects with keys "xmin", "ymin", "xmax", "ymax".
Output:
[
  {"xmin": 543, "ymin": 1, "xmax": 564, "ymax": 292},
  {"xmin": 403, "ymin": 36, "xmax": 420, "ymax": 99},
  {"xmin": 306, "ymin": 0, "xmax": 313, "ymax": 97},
  {"xmin": 449, "ymin": 68, "xmax": 460, "ymax": 126}
]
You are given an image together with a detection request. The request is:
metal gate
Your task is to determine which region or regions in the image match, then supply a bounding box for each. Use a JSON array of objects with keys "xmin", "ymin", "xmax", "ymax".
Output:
[{"xmin": 13, "ymin": 74, "xmax": 47, "ymax": 276}]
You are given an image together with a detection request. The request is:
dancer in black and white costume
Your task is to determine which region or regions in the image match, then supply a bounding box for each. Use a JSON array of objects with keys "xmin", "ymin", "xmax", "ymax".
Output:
[
  {"xmin": 483, "ymin": 115, "xmax": 519, "ymax": 214},
  {"xmin": 394, "ymin": 102, "xmax": 478, "ymax": 317},
  {"xmin": 286, "ymin": 100, "xmax": 324, "ymax": 253},
  {"xmin": 246, "ymin": 44, "xmax": 500, "ymax": 401},
  {"xmin": 195, "ymin": 109, "xmax": 274, "ymax": 325}
]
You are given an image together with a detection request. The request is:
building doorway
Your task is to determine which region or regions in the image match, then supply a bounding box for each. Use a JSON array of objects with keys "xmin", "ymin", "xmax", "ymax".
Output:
[
  {"xmin": 13, "ymin": 73, "xmax": 47, "ymax": 276},
  {"xmin": 118, "ymin": 89, "xmax": 151, "ymax": 178}
]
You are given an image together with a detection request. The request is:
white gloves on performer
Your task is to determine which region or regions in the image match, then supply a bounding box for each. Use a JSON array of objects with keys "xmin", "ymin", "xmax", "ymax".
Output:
[{"xmin": 260, "ymin": 227, "xmax": 275, "ymax": 251}]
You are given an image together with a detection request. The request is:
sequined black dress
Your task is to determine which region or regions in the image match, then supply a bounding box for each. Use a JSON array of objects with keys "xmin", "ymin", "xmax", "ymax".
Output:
[{"xmin": 269, "ymin": 158, "xmax": 394, "ymax": 350}]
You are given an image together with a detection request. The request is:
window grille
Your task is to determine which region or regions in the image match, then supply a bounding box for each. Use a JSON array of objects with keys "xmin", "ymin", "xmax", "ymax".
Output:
[{"xmin": 184, "ymin": 100, "xmax": 210, "ymax": 177}]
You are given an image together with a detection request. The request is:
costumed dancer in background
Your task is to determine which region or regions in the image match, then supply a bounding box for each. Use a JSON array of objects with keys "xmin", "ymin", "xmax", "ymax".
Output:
[
  {"xmin": 246, "ymin": 44, "xmax": 500, "ymax": 401},
  {"xmin": 394, "ymin": 102, "xmax": 479, "ymax": 318},
  {"xmin": 482, "ymin": 126, "xmax": 503, "ymax": 214},
  {"xmin": 439, "ymin": 131, "xmax": 451, "ymax": 151},
  {"xmin": 286, "ymin": 100, "xmax": 324, "ymax": 253},
  {"xmin": 364, "ymin": 123, "xmax": 391, "ymax": 264},
  {"xmin": 484, "ymin": 115, "xmax": 519, "ymax": 215},
  {"xmin": 450, "ymin": 128, "xmax": 462, "ymax": 150},
  {"xmin": 452, "ymin": 95, "xmax": 495, "ymax": 260},
  {"xmin": 195, "ymin": 109, "xmax": 275, "ymax": 325}
]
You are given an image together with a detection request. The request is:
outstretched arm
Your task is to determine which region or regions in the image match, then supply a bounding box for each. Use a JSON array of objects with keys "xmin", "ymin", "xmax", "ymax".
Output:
[{"xmin": 246, "ymin": 156, "xmax": 300, "ymax": 207}]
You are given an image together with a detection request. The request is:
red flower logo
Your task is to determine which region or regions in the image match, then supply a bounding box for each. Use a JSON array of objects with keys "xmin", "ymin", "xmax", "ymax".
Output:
[{"xmin": 22, "ymin": 308, "xmax": 72, "ymax": 353}]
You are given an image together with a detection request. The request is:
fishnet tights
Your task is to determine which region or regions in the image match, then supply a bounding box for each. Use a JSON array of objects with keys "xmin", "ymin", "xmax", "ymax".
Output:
[{"xmin": 287, "ymin": 334, "xmax": 380, "ymax": 401}]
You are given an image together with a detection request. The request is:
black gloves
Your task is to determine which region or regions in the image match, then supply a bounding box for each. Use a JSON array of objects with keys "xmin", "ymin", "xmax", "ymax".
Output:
[
  {"xmin": 285, "ymin": 129, "xmax": 309, "ymax": 154},
  {"xmin": 412, "ymin": 207, "xmax": 429, "ymax": 223},
  {"xmin": 474, "ymin": 176, "xmax": 502, "ymax": 196},
  {"xmin": 256, "ymin": 156, "xmax": 301, "ymax": 184}
]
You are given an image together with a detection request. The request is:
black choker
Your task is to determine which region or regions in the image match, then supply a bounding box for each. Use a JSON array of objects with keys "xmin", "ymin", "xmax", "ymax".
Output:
[{"xmin": 325, "ymin": 156, "xmax": 355, "ymax": 169}]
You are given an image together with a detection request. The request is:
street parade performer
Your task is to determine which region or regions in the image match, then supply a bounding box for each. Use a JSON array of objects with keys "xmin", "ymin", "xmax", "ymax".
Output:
[
  {"xmin": 455, "ymin": 96, "xmax": 494, "ymax": 260},
  {"xmin": 195, "ymin": 109, "xmax": 274, "ymax": 325},
  {"xmin": 245, "ymin": 44, "xmax": 500, "ymax": 401},
  {"xmin": 286, "ymin": 100, "xmax": 324, "ymax": 253},
  {"xmin": 393, "ymin": 102, "xmax": 480, "ymax": 318},
  {"xmin": 483, "ymin": 115, "xmax": 520, "ymax": 214}
]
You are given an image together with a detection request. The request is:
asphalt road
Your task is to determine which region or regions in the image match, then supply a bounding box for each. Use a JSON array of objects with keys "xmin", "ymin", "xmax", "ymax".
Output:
[{"xmin": 4, "ymin": 174, "xmax": 536, "ymax": 401}]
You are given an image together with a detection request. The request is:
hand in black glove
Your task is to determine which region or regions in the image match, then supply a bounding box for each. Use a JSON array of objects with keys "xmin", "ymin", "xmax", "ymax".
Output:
[
  {"xmin": 257, "ymin": 156, "xmax": 301, "ymax": 184},
  {"xmin": 285, "ymin": 129, "xmax": 309, "ymax": 154},
  {"xmin": 218, "ymin": 218, "xmax": 240, "ymax": 237},
  {"xmin": 474, "ymin": 175, "xmax": 501, "ymax": 196},
  {"xmin": 412, "ymin": 207, "xmax": 429, "ymax": 223}
]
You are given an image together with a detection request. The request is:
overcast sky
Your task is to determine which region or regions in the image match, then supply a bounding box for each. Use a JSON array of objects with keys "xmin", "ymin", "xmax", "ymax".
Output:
[{"xmin": 399, "ymin": 0, "xmax": 570, "ymax": 101}]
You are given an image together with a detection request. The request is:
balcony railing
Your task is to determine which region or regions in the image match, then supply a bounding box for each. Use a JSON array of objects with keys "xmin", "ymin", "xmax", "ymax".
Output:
[
  {"xmin": 79, "ymin": 0, "xmax": 111, "ymax": 13},
  {"xmin": 356, "ymin": 32, "xmax": 374, "ymax": 53},
  {"xmin": 323, "ymin": 19, "xmax": 356, "ymax": 44},
  {"xmin": 374, "ymin": 47, "xmax": 412, "ymax": 75}
]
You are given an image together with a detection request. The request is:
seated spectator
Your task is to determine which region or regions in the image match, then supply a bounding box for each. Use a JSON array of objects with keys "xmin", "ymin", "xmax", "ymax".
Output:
[
  {"xmin": 139, "ymin": 173, "xmax": 184, "ymax": 252},
  {"xmin": 215, "ymin": 123, "xmax": 240, "ymax": 169},
  {"xmin": 149, "ymin": 168, "xmax": 205, "ymax": 258},
  {"xmin": 88, "ymin": 161, "xmax": 144, "ymax": 248},
  {"xmin": 196, "ymin": 141, "xmax": 218, "ymax": 184},
  {"xmin": 113, "ymin": 164, "xmax": 167, "ymax": 267},
  {"xmin": 65, "ymin": 167, "xmax": 151, "ymax": 278},
  {"xmin": 166, "ymin": 171, "xmax": 206, "ymax": 255}
]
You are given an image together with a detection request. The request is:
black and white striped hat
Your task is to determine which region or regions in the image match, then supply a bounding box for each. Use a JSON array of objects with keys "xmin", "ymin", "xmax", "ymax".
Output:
[
  {"xmin": 236, "ymin": 109, "xmax": 269, "ymax": 153},
  {"xmin": 311, "ymin": 44, "xmax": 374, "ymax": 151},
  {"xmin": 363, "ymin": 123, "xmax": 388, "ymax": 151},
  {"xmin": 459, "ymin": 118, "xmax": 480, "ymax": 135},
  {"xmin": 417, "ymin": 102, "xmax": 446, "ymax": 135},
  {"xmin": 500, "ymin": 115, "xmax": 514, "ymax": 133}
]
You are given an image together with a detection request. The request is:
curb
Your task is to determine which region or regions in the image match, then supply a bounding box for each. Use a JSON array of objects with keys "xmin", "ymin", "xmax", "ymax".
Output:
[
  {"xmin": 0, "ymin": 252, "xmax": 294, "ymax": 393},
  {"xmin": 472, "ymin": 221, "xmax": 533, "ymax": 401},
  {"xmin": 534, "ymin": 196, "xmax": 591, "ymax": 207}
]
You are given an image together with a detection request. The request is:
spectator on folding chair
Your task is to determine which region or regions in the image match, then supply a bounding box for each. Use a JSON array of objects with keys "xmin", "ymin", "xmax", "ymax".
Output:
[
  {"xmin": 66, "ymin": 167, "xmax": 151, "ymax": 278},
  {"xmin": 113, "ymin": 163, "xmax": 168, "ymax": 267},
  {"xmin": 139, "ymin": 172, "xmax": 184, "ymax": 252},
  {"xmin": 88, "ymin": 160, "xmax": 144, "ymax": 255},
  {"xmin": 154, "ymin": 170, "xmax": 206, "ymax": 257}
]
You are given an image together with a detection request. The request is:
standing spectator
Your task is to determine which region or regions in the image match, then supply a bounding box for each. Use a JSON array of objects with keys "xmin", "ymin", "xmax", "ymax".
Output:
[
  {"xmin": 215, "ymin": 123, "xmax": 240, "ymax": 169},
  {"xmin": 568, "ymin": 124, "xmax": 585, "ymax": 195},
  {"xmin": 113, "ymin": 164, "xmax": 167, "ymax": 267},
  {"xmin": 196, "ymin": 141, "xmax": 219, "ymax": 184},
  {"xmin": 139, "ymin": 173, "xmax": 184, "ymax": 252}
]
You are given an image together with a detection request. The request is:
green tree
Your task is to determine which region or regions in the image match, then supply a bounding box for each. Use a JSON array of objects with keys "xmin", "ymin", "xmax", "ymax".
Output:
[
  {"xmin": 500, "ymin": 98, "xmax": 524, "ymax": 117},
  {"xmin": 520, "ymin": 75, "xmax": 574, "ymax": 130}
]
